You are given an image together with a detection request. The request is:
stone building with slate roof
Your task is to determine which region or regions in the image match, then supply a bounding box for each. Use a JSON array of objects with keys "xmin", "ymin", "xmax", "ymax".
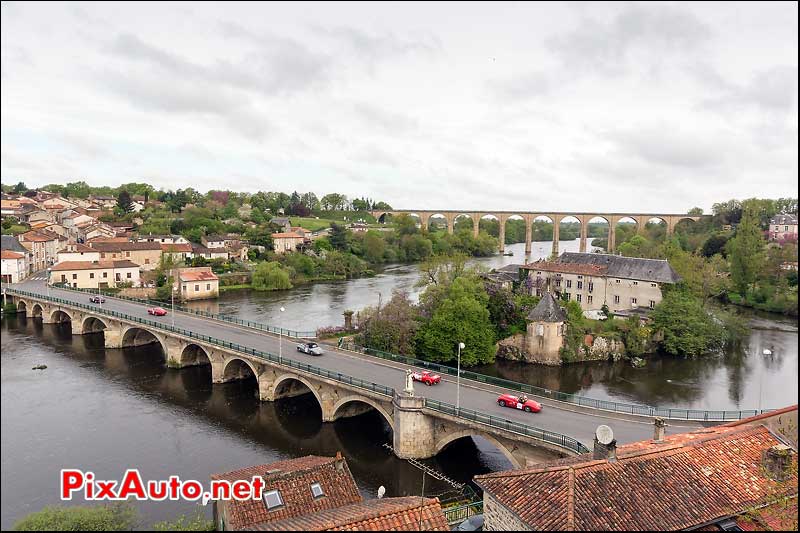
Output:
[
  {"xmin": 212, "ymin": 453, "xmax": 449, "ymax": 531},
  {"xmin": 475, "ymin": 406, "xmax": 798, "ymax": 531},
  {"xmin": 519, "ymin": 252, "xmax": 680, "ymax": 313}
]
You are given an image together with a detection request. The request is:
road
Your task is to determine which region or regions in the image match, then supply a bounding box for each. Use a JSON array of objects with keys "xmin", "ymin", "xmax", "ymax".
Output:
[{"xmin": 9, "ymin": 279, "xmax": 704, "ymax": 449}]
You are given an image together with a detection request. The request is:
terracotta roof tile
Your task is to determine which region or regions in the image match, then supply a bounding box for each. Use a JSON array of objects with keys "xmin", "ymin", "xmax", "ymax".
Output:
[
  {"xmin": 161, "ymin": 243, "xmax": 193, "ymax": 253},
  {"xmin": 179, "ymin": 271, "xmax": 218, "ymax": 282},
  {"xmin": 476, "ymin": 423, "xmax": 798, "ymax": 531},
  {"xmin": 50, "ymin": 260, "xmax": 140, "ymax": 271},
  {"xmin": 262, "ymin": 497, "xmax": 449, "ymax": 531},
  {"xmin": 211, "ymin": 455, "xmax": 362, "ymax": 530},
  {"xmin": 1, "ymin": 250, "xmax": 24, "ymax": 259}
]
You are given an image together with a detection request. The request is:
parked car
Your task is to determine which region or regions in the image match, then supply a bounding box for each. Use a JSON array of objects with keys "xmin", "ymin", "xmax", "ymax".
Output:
[
  {"xmin": 296, "ymin": 342, "xmax": 323, "ymax": 356},
  {"xmin": 496, "ymin": 393, "xmax": 542, "ymax": 413},
  {"xmin": 411, "ymin": 370, "xmax": 441, "ymax": 386},
  {"xmin": 89, "ymin": 296, "xmax": 105, "ymax": 304},
  {"xmin": 147, "ymin": 307, "xmax": 168, "ymax": 316}
]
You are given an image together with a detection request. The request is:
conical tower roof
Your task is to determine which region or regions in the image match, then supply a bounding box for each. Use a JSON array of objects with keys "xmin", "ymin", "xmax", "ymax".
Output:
[{"xmin": 527, "ymin": 292, "xmax": 567, "ymax": 322}]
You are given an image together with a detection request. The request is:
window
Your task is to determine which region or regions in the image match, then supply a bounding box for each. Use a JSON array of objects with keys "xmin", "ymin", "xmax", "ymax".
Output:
[
  {"xmin": 127, "ymin": 272, "xmax": 132, "ymax": 279},
  {"xmin": 566, "ymin": 280, "xmax": 572, "ymax": 288},
  {"xmin": 61, "ymin": 274, "xmax": 67, "ymax": 283},
  {"xmin": 195, "ymin": 284, "xmax": 200, "ymax": 291},
  {"xmin": 576, "ymin": 294, "xmax": 582, "ymax": 303},
  {"xmin": 633, "ymin": 281, "xmax": 638, "ymax": 286},
  {"xmin": 587, "ymin": 295, "xmax": 593, "ymax": 304},
  {"xmin": 631, "ymin": 297, "xmax": 638, "ymax": 304},
  {"xmin": 651, "ymin": 283, "xmax": 657, "ymax": 288},
  {"xmin": 263, "ymin": 489, "xmax": 284, "ymax": 510},
  {"xmin": 577, "ymin": 275, "xmax": 583, "ymax": 279},
  {"xmin": 615, "ymin": 279, "xmax": 620, "ymax": 284},
  {"xmin": 145, "ymin": 258, "xmax": 150, "ymax": 264},
  {"xmin": 588, "ymin": 282, "xmax": 594, "ymax": 292},
  {"xmin": 310, "ymin": 482, "xmax": 324, "ymax": 499},
  {"xmin": 101, "ymin": 253, "xmax": 106, "ymax": 259},
  {"xmin": 126, "ymin": 251, "xmax": 131, "ymax": 257},
  {"xmin": 650, "ymin": 300, "xmax": 656, "ymax": 309},
  {"xmin": 206, "ymin": 283, "xmax": 211, "ymax": 290},
  {"xmin": 577, "ymin": 281, "xmax": 583, "ymax": 290},
  {"xmin": 90, "ymin": 273, "xmax": 95, "ymax": 279},
  {"xmin": 72, "ymin": 273, "xmax": 77, "ymax": 280},
  {"xmin": 614, "ymin": 295, "xmax": 620, "ymax": 304},
  {"xmin": 555, "ymin": 280, "xmax": 561, "ymax": 287},
  {"xmin": 103, "ymin": 272, "xmax": 108, "ymax": 278}
]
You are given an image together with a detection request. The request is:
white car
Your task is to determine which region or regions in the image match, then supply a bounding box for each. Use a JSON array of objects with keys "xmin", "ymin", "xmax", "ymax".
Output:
[{"xmin": 296, "ymin": 342, "xmax": 323, "ymax": 356}]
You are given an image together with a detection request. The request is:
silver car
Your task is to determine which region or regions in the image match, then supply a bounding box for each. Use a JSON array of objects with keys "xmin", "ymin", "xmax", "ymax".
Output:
[{"xmin": 296, "ymin": 342, "xmax": 323, "ymax": 356}]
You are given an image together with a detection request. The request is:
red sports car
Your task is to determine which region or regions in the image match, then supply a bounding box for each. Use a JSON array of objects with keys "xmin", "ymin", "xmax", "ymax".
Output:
[
  {"xmin": 412, "ymin": 370, "xmax": 441, "ymax": 386},
  {"xmin": 147, "ymin": 307, "xmax": 168, "ymax": 316},
  {"xmin": 496, "ymin": 393, "xmax": 542, "ymax": 413}
]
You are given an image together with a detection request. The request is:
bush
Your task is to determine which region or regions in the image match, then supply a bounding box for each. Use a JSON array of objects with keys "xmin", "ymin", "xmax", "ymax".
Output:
[
  {"xmin": 13, "ymin": 503, "xmax": 138, "ymax": 531},
  {"xmin": 252, "ymin": 261, "xmax": 293, "ymax": 291}
]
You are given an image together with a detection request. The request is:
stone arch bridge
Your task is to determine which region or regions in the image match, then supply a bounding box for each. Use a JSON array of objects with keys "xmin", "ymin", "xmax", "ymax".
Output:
[
  {"xmin": 11, "ymin": 291, "xmax": 576, "ymax": 468},
  {"xmin": 371, "ymin": 210, "xmax": 703, "ymax": 254}
]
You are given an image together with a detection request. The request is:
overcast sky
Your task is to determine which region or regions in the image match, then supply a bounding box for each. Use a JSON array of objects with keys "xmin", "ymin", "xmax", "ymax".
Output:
[{"xmin": 1, "ymin": 1, "xmax": 797, "ymax": 212}]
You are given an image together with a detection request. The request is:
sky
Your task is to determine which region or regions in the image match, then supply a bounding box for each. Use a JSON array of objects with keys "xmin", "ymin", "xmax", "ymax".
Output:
[{"xmin": 1, "ymin": 1, "xmax": 797, "ymax": 213}]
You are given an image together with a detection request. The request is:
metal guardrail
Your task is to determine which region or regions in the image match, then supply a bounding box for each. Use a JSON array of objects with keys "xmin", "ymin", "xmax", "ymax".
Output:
[
  {"xmin": 43, "ymin": 284, "xmax": 317, "ymax": 339},
  {"xmin": 347, "ymin": 343, "xmax": 774, "ymax": 422},
  {"xmin": 444, "ymin": 502, "xmax": 483, "ymax": 525},
  {"xmin": 425, "ymin": 399, "xmax": 590, "ymax": 454},
  {"xmin": 7, "ymin": 288, "xmax": 589, "ymax": 456}
]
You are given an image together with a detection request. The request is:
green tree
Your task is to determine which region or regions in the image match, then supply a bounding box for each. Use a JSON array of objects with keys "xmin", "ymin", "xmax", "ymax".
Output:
[
  {"xmin": 651, "ymin": 289, "xmax": 726, "ymax": 357},
  {"xmin": 357, "ymin": 290, "xmax": 419, "ymax": 355},
  {"xmin": 252, "ymin": 261, "xmax": 293, "ymax": 291},
  {"xmin": 727, "ymin": 202, "xmax": 766, "ymax": 294},
  {"xmin": 13, "ymin": 503, "xmax": 138, "ymax": 531},
  {"xmin": 415, "ymin": 276, "xmax": 495, "ymax": 366},
  {"xmin": 362, "ymin": 231, "xmax": 386, "ymax": 263},
  {"xmin": 116, "ymin": 190, "xmax": 133, "ymax": 213},
  {"xmin": 329, "ymin": 222, "xmax": 350, "ymax": 251},
  {"xmin": 152, "ymin": 510, "xmax": 214, "ymax": 531}
]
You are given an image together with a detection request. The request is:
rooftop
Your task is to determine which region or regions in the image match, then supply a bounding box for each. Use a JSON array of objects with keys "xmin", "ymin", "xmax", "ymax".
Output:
[
  {"xmin": 527, "ymin": 292, "xmax": 567, "ymax": 322},
  {"xmin": 261, "ymin": 496, "xmax": 449, "ymax": 531},
  {"xmin": 1, "ymin": 250, "xmax": 25, "ymax": 260},
  {"xmin": 556, "ymin": 252, "xmax": 681, "ymax": 283},
  {"xmin": 521, "ymin": 260, "xmax": 607, "ymax": 276},
  {"xmin": 771, "ymin": 214, "xmax": 798, "ymax": 225},
  {"xmin": 162, "ymin": 243, "xmax": 193, "ymax": 253},
  {"xmin": 89, "ymin": 241, "xmax": 162, "ymax": 252},
  {"xmin": 211, "ymin": 454, "xmax": 362, "ymax": 530},
  {"xmin": 179, "ymin": 271, "xmax": 218, "ymax": 282},
  {"xmin": 1, "ymin": 235, "xmax": 29, "ymax": 254},
  {"xmin": 475, "ymin": 417, "xmax": 798, "ymax": 531},
  {"xmin": 272, "ymin": 231, "xmax": 305, "ymax": 239}
]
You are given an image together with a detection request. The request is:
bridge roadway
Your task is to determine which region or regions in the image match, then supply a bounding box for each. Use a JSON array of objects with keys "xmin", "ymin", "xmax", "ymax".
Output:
[{"xmin": 10, "ymin": 279, "xmax": 705, "ymax": 450}]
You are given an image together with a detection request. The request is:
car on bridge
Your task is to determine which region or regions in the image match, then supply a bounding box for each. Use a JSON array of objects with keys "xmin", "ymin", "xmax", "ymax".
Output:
[
  {"xmin": 297, "ymin": 342, "xmax": 323, "ymax": 356},
  {"xmin": 147, "ymin": 307, "xmax": 168, "ymax": 316},
  {"xmin": 411, "ymin": 370, "xmax": 441, "ymax": 386},
  {"xmin": 89, "ymin": 296, "xmax": 106, "ymax": 304},
  {"xmin": 496, "ymin": 393, "xmax": 542, "ymax": 413}
]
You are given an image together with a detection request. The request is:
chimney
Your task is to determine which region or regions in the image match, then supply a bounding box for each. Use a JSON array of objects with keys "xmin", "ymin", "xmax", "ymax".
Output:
[
  {"xmin": 762, "ymin": 445, "xmax": 793, "ymax": 481},
  {"xmin": 335, "ymin": 451, "xmax": 344, "ymax": 472},
  {"xmin": 653, "ymin": 418, "xmax": 667, "ymax": 443},
  {"xmin": 593, "ymin": 438, "xmax": 618, "ymax": 463}
]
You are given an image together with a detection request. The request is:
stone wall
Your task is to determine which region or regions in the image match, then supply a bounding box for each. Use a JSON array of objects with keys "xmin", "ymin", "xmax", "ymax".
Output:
[
  {"xmin": 497, "ymin": 332, "xmax": 625, "ymax": 365},
  {"xmin": 482, "ymin": 492, "xmax": 531, "ymax": 531},
  {"xmin": 117, "ymin": 287, "xmax": 157, "ymax": 298}
]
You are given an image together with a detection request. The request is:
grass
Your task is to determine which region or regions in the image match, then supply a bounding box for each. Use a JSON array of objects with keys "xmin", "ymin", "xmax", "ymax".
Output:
[
  {"xmin": 220, "ymin": 284, "xmax": 252, "ymax": 292},
  {"xmin": 290, "ymin": 217, "xmax": 337, "ymax": 231}
]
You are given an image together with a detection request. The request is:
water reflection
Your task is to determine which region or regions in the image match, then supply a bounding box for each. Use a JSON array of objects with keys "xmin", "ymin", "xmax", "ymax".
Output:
[{"xmin": 1, "ymin": 316, "xmax": 507, "ymax": 529}]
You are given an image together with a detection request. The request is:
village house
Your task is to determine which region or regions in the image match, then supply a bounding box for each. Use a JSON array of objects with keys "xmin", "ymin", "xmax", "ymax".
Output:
[
  {"xmin": 175, "ymin": 267, "xmax": 219, "ymax": 300},
  {"xmin": 191, "ymin": 243, "xmax": 230, "ymax": 261},
  {"xmin": 769, "ymin": 213, "xmax": 798, "ymax": 243},
  {"xmin": 81, "ymin": 223, "xmax": 117, "ymax": 242},
  {"xmin": 50, "ymin": 259, "xmax": 141, "ymax": 288},
  {"xmin": 519, "ymin": 252, "xmax": 680, "ymax": 314},
  {"xmin": 136, "ymin": 234, "xmax": 189, "ymax": 245},
  {"xmin": 18, "ymin": 229, "xmax": 64, "ymax": 272},
  {"xmin": 272, "ymin": 231, "xmax": 305, "ymax": 254},
  {"xmin": 0, "ymin": 235, "xmax": 31, "ymax": 281},
  {"xmin": 475, "ymin": 406, "xmax": 798, "ymax": 532},
  {"xmin": 89, "ymin": 195, "xmax": 117, "ymax": 209},
  {"xmin": 212, "ymin": 453, "xmax": 449, "ymax": 531},
  {"xmin": 270, "ymin": 216, "xmax": 292, "ymax": 232},
  {"xmin": 57, "ymin": 242, "xmax": 101, "ymax": 263},
  {"xmin": 161, "ymin": 243, "xmax": 194, "ymax": 263},
  {"xmin": 88, "ymin": 241, "xmax": 163, "ymax": 271}
]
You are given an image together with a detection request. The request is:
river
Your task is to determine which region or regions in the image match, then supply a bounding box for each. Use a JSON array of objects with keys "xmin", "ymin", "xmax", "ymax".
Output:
[{"xmin": 1, "ymin": 238, "xmax": 797, "ymax": 528}]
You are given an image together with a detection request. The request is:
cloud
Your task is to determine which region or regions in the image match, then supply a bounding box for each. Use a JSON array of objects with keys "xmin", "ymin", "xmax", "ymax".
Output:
[
  {"xmin": 700, "ymin": 65, "xmax": 798, "ymax": 113},
  {"xmin": 350, "ymin": 102, "xmax": 419, "ymax": 134},
  {"xmin": 546, "ymin": 4, "xmax": 711, "ymax": 76},
  {"xmin": 490, "ymin": 71, "xmax": 551, "ymax": 101},
  {"xmin": 317, "ymin": 26, "xmax": 440, "ymax": 73},
  {"xmin": 607, "ymin": 123, "xmax": 723, "ymax": 169}
]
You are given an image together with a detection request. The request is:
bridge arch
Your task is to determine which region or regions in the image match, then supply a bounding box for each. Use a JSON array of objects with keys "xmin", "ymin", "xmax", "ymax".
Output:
[
  {"xmin": 427, "ymin": 213, "xmax": 448, "ymax": 233},
  {"xmin": 330, "ymin": 396, "xmax": 394, "ymax": 432},
  {"xmin": 435, "ymin": 430, "xmax": 522, "ymax": 470},
  {"xmin": 222, "ymin": 357, "xmax": 259, "ymax": 382},
  {"xmin": 31, "ymin": 303, "xmax": 44, "ymax": 319},
  {"xmin": 120, "ymin": 326, "xmax": 166, "ymax": 357},
  {"xmin": 272, "ymin": 374, "xmax": 323, "ymax": 409},
  {"xmin": 81, "ymin": 315, "xmax": 109, "ymax": 334},
  {"xmin": 452, "ymin": 213, "xmax": 474, "ymax": 232},
  {"xmin": 50, "ymin": 309, "xmax": 73, "ymax": 324},
  {"xmin": 180, "ymin": 343, "xmax": 211, "ymax": 367},
  {"xmin": 16, "ymin": 300, "xmax": 28, "ymax": 314}
]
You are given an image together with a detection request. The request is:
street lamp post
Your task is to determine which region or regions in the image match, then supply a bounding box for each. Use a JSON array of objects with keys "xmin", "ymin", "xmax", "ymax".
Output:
[
  {"xmin": 279, "ymin": 306, "xmax": 285, "ymax": 359},
  {"xmin": 457, "ymin": 342, "xmax": 465, "ymax": 411},
  {"xmin": 171, "ymin": 286, "xmax": 175, "ymax": 328},
  {"xmin": 46, "ymin": 269, "xmax": 51, "ymax": 297}
]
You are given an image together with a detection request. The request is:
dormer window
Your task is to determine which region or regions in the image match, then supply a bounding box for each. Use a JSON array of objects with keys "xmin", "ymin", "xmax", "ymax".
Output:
[
  {"xmin": 263, "ymin": 489, "xmax": 284, "ymax": 511},
  {"xmin": 310, "ymin": 482, "xmax": 324, "ymax": 499}
]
